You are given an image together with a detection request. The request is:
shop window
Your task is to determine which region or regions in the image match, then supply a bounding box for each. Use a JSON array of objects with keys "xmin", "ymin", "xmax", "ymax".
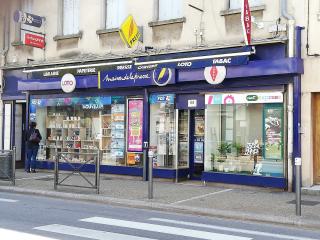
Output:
[
  {"xmin": 149, "ymin": 94, "xmax": 176, "ymax": 169},
  {"xmin": 105, "ymin": 0, "xmax": 126, "ymax": 29},
  {"xmin": 158, "ymin": 0, "xmax": 183, "ymax": 21},
  {"xmin": 229, "ymin": 0, "xmax": 262, "ymax": 9},
  {"xmin": 63, "ymin": 0, "xmax": 79, "ymax": 35},
  {"xmin": 30, "ymin": 96, "xmax": 143, "ymax": 167},
  {"xmin": 205, "ymin": 92, "xmax": 284, "ymax": 177}
]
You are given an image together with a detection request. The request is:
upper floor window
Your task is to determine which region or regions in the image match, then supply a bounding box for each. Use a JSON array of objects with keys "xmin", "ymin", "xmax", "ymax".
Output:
[
  {"xmin": 159, "ymin": 0, "xmax": 182, "ymax": 21},
  {"xmin": 106, "ymin": 0, "xmax": 126, "ymax": 29},
  {"xmin": 229, "ymin": 0, "xmax": 262, "ymax": 10},
  {"xmin": 63, "ymin": 0, "xmax": 79, "ymax": 35}
]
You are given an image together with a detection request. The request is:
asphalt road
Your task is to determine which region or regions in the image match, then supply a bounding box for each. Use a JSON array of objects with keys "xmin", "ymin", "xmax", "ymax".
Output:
[{"xmin": 0, "ymin": 191, "xmax": 319, "ymax": 240}]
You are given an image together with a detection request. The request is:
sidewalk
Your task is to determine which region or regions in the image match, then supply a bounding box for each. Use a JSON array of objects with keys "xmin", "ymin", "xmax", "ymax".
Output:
[{"xmin": 1, "ymin": 169, "xmax": 320, "ymax": 230}]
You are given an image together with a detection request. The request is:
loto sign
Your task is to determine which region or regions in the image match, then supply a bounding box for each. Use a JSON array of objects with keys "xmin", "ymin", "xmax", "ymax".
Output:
[
  {"xmin": 61, "ymin": 73, "xmax": 76, "ymax": 93},
  {"xmin": 241, "ymin": 0, "xmax": 252, "ymax": 45}
]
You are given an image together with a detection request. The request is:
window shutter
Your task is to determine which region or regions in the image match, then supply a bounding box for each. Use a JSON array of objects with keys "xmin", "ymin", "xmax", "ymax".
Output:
[
  {"xmin": 159, "ymin": 0, "xmax": 182, "ymax": 21},
  {"xmin": 106, "ymin": 0, "xmax": 126, "ymax": 29},
  {"xmin": 73, "ymin": 0, "xmax": 79, "ymax": 34}
]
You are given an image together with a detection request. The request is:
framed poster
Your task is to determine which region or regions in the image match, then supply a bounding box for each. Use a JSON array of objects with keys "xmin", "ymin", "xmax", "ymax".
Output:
[
  {"xmin": 127, "ymin": 99, "xmax": 143, "ymax": 152},
  {"xmin": 263, "ymin": 104, "xmax": 283, "ymax": 160}
]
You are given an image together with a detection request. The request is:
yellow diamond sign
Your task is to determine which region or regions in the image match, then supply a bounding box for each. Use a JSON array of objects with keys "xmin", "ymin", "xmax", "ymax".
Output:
[{"xmin": 119, "ymin": 15, "xmax": 141, "ymax": 48}]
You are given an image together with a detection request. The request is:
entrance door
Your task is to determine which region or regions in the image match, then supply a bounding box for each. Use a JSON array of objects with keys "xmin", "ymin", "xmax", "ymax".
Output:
[
  {"xmin": 313, "ymin": 94, "xmax": 320, "ymax": 184},
  {"xmin": 191, "ymin": 110, "xmax": 205, "ymax": 179},
  {"xmin": 14, "ymin": 103, "xmax": 26, "ymax": 168},
  {"xmin": 177, "ymin": 109, "xmax": 205, "ymax": 179}
]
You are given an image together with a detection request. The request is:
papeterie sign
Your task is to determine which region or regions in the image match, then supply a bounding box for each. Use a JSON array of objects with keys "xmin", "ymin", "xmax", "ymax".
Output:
[
  {"xmin": 14, "ymin": 10, "xmax": 43, "ymax": 28},
  {"xmin": 119, "ymin": 15, "xmax": 141, "ymax": 48},
  {"xmin": 241, "ymin": 0, "xmax": 252, "ymax": 45}
]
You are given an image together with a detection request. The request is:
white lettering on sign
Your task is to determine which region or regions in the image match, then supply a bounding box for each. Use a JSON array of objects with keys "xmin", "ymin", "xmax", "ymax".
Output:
[
  {"xmin": 76, "ymin": 68, "xmax": 96, "ymax": 74},
  {"xmin": 116, "ymin": 65, "xmax": 132, "ymax": 70},
  {"xmin": 177, "ymin": 62, "xmax": 192, "ymax": 67},
  {"xmin": 188, "ymin": 99, "xmax": 197, "ymax": 108},
  {"xmin": 212, "ymin": 58, "xmax": 232, "ymax": 64},
  {"xmin": 43, "ymin": 71, "xmax": 59, "ymax": 77},
  {"xmin": 61, "ymin": 73, "xmax": 76, "ymax": 93}
]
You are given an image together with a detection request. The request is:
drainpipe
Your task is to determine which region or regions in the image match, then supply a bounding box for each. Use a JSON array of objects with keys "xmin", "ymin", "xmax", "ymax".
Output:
[
  {"xmin": 0, "ymin": 8, "xmax": 10, "ymax": 149},
  {"xmin": 280, "ymin": 0, "xmax": 295, "ymax": 192}
]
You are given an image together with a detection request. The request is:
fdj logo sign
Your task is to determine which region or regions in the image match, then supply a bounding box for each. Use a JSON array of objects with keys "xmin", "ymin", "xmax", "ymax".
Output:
[
  {"xmin": 153, "ymin": 68, "xmax": 172, "ymax": 86},
  {"xmin": 61, "ymin": 73, "xmax": 76, "ymax": 93},
  {"xmin": 246, "ymin": 95, "xmax": 258, "ymax": 101},
  {"xmin": 119, "ymin": 15, "xmax": 141, "ymax": 48}
]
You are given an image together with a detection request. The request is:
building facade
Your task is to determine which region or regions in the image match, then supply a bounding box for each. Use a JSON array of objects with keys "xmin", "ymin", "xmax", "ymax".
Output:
[{"xmin": 0, "ymin": 0, "xmax": 316, "ymax": 190}]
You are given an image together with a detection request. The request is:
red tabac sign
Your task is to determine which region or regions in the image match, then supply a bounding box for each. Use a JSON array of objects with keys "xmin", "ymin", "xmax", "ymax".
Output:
[
  {"xmin": 23, "ymin": 32, "xmax": 45, "ymax": 49},
  {"xmin": 241, "ymin": 0, "xmax": 251, "ymax": 45}
]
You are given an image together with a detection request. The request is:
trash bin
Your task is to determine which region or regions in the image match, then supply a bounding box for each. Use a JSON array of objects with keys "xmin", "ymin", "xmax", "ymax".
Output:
[{"xmin": 0, "ymin": 151, "xmax": 12, "ymax": 179}]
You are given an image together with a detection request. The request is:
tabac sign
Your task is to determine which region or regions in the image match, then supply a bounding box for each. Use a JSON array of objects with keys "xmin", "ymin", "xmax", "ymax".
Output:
[{"xmin": 119, "ymin": 15, "xmax": 141, "ymax": 48}]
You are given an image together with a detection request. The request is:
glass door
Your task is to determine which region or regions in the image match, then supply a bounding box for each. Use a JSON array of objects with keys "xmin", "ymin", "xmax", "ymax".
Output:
[
  {"xmin": 178, "ymin": 110, "xmax": 189, "ymax": 168},
  {"xmin": 191, "ymin": 110, "xmax": 205, "ymax": 179}
]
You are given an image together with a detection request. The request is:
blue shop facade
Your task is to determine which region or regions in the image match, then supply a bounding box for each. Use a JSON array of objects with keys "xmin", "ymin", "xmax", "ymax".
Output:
[{"xmin": 2, "ymin": 38, "xmax": 303, "ymax": 189}]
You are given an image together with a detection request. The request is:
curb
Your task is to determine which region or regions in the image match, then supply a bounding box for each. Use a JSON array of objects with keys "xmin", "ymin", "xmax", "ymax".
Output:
[{"xmin": 1, "ymin": 186, "xmax": 320, "ymax": 230}]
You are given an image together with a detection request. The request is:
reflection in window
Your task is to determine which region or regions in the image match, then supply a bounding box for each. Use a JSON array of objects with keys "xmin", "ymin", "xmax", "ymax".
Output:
[
  {"xmin": 159, "ymin": 0, "xmax": 183, "ymax": 21},
  {"xmin": 63, "ymin": 0, "xmax": 79, "ymax": 35},
  {"xmin": 106, "ymin": 0, "xmax": 126, "ymax": 29},
  {"xmin": 205, "ymin": 102, "xmax": 284, "ymax": 177},
  {"xmin": 229, "ymin": 0, "xmax": 262, "ymax": 10}
]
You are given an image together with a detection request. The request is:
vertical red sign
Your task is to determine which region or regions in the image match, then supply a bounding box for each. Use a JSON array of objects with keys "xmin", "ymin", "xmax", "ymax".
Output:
[{"xmin": 241, "ymin": 0, "xmax": 251, "ymax": 45}]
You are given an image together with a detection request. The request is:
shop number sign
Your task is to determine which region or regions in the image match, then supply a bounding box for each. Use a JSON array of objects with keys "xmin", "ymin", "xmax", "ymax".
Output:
[{"xmin": 61, "ymin": 73, "xmax": 76, "ymax": 93}]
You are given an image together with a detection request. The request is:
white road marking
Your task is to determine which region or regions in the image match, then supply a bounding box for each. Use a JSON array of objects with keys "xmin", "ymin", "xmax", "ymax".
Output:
[
  {"xmin": 0, "ymin": 228, "xmax": 58, "ymax": 240},
  {"xmin": 170, "ymin": 189, "xmax": 233, "ymax": 204},
  {"xmin": 15, "ymin": 174, "xmax": 54, "ymax": 181},
  {"xmin": 81, "ymin": 217, "xmax": 251, "ymax": 240},
  {"xmin": 149, "ymin": 218, "xmax": 319, "ymax": 240},
  {"xmin": 0, "ymin": 198, "xmax": 18, "ymax": 203},
  {"xmin": 34, "ymin": 224, "xmax": 157, "ymax": 240}
]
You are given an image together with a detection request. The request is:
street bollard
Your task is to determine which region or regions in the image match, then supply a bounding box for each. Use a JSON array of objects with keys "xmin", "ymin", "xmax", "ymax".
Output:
[
  {"xmin": 148, "ymin": 150, "xmax": 154, "ymax": 199},
  {"xmin": 295, "ymin": 157, "xmax": 301, "ymax": 216}
]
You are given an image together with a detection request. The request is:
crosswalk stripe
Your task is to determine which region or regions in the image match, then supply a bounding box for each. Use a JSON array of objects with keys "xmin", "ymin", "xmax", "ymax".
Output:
[
  {"xmin": 0, "ymin": 228, "xmax": 58, "ymax": 240},
  {"xmin": 149, "ymin": 218, "xmax": 319, "ymax": 240},
  {"xmin": 81, "ymin": 217, "xmax": 252, "ymax": 240},
  {"xmin": 0, "ymin": 198, "xmax": 18, "ymax": 203},
  {"xmin": 34, "ymin": 224, "xmax": 157, "ymax": 240}
]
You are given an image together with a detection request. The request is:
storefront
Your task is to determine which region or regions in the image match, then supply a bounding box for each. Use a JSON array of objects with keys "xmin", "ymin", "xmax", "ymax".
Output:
[{"xmin": 2, "ymin": 38, "xmax": 303, "ymax": 189}]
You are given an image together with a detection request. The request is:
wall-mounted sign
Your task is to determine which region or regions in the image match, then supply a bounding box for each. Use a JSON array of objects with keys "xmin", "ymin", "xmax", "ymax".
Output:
[
  {"xmin": 149, "ymin": 94, "xmax": 175, "ymax": 104},
  {"xmin": 119, "ymin": 15, "xmax": 141, "ymax": 48},
  {"xmin": 14, "ymin": 10, "xmax": 43, "ymax": 28},
  {"xmin": 99, "ymin": 68, "xmax": 175, "ymax": 89},
  {"xmin": 61, "ymin": 73, "xmax": 76, "ymax": 93},
  {"xmin": 241, "ymin": 0, "xmax": 251, "ymax": 45},
  {"xmin": 203, "ymin": 65, "xmax": 226, "ymax": 85},
  {"xmin": 205, "ymin": 92, "xmax": 283, "ymax": 105},
  {"xmin": 188, "ymin": 99, "xmax": 197, "ymax": 108},
  {"xmin": 22, "ymin": 30, "xmax": 45, "ymax": 49}
]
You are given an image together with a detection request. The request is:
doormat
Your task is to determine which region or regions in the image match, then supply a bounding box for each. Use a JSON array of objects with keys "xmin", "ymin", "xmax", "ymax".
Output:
[{"xmin": 287, "ymin": 200, "xmax": 320, "ymax": 206}]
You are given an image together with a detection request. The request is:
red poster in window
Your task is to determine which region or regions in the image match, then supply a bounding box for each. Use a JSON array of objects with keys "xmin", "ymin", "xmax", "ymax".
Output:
[
  {"xmin": 241, "ymin": 0, "xmax": 251, "ymax": 45},
  {"xmin": 24, "ymin": 32, "xmax": 45, "ymax": 49}
]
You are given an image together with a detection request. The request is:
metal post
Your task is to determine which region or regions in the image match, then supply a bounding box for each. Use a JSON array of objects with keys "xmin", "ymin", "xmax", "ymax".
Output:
[
  {"xmin": 96, "ymin": 150, "xmax": 100, "ymax": 194},
  {"xmin": 295, "ymin": 157, "xmax": 301, "ymax": 216},
  {"xmin": 12, "ymin": 146, "xmax": 16, "ymax": 186},
  {"xmin": 54, "ymin": 154, "xmax": 58, "ymax": 190},
  {"xmin": 148, "ymin": 150, "xmax": 153, "ymax": 199},
  {"xmin": 143, "ymin": 149, "xmax": 147, "ymax": 181}
]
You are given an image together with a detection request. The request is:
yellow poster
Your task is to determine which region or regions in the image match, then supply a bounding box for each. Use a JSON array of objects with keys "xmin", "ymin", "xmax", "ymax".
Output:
[{"xmin": 119, "ymin": 15, "xmax": 141, "ymax": 48}]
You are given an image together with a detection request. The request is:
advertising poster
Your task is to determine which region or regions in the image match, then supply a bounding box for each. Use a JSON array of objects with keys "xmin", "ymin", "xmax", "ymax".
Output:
[
  {"xmin": 264, "ymin": 105, "xmax": 283, "ymax": 159},
  {"xmin": 128, "ymin": 99, "xmax": 143, "ymax": 151}
]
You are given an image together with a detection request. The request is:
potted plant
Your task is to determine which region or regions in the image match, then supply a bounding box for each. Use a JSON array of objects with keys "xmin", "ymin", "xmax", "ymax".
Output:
[
  {"xmin": 217, "ymin": 142, "xmax": 231, "ymax": 158},
  {"xmin": 232, "ymin": 142, "xmax": 243, "ymax": 157}
]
